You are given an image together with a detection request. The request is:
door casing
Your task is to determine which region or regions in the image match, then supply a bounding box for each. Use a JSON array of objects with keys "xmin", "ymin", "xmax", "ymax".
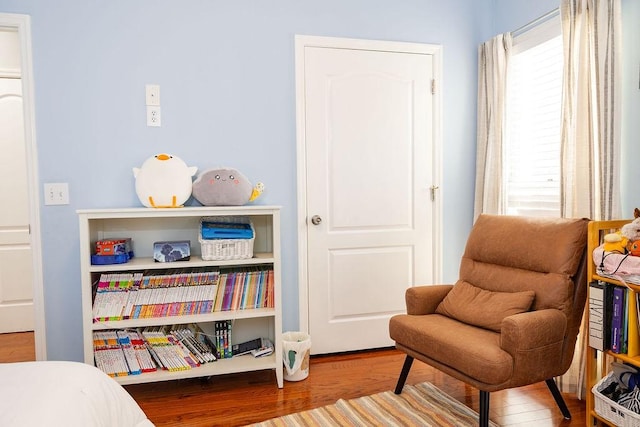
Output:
[{"xmin": 0, "ymin": 13, "xmax": 46, "ymax": 360}]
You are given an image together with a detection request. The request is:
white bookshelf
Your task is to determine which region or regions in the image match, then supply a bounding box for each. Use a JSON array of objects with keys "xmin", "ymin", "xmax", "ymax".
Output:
[{"xmin": 77, "ymin": 206, "xmax": 283, "ymax": 387}]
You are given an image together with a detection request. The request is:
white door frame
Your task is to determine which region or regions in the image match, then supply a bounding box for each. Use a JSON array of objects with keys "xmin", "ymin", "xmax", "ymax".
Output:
[
  {"xmin": 0, "ymin": 13, "xmax": 46, "ymax": 360},
  {"xmin": 294, "ymin": 35, "xmax": 443, "ymax": 334}
]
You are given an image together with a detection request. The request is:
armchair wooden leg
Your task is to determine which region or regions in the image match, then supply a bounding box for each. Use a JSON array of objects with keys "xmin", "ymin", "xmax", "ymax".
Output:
[
  {"xmin": 479, "ymin": 390, "xmax": 490, "ymax": 427},
  {"xmin": 394, "ymin": 355, "xmax": 414, "ymax": 394},
  {"xmin": 545, "ymin": 378, "xmax": 571, "ymax": 419}
]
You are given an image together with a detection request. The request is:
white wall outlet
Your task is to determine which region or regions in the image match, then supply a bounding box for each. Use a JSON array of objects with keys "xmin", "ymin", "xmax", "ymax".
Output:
[
  {"xmin": 44, "ymin": 183, "xmax": 70, "ymax": 205},
  {"xmin": 147, "ymin": 106, "xmax": 161, "ymax": 127},
  {"xmin": 145, "ymin": 84, "xmax": 160, "ymax": 106}
]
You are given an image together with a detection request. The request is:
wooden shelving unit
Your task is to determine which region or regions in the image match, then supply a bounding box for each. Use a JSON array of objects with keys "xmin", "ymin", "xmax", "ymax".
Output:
[
  {"xmin": 586, "ymin": 219, "xmax": 639, "ymax": 426},
  {"xmin": 77, "ymin": 206, "xmax": 283, "ymax": 387}
]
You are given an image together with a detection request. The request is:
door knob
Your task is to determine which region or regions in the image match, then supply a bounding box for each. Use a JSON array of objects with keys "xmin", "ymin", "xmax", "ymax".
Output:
[{"xmin": 311, "ymin": 215, "xmax": 322, "ymax": 225}]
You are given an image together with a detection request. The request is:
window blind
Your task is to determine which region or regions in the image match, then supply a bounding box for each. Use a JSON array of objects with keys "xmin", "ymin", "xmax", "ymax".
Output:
[{"xmin": 505, "ymin": 14, "xmax": 562, "ymax": 217}]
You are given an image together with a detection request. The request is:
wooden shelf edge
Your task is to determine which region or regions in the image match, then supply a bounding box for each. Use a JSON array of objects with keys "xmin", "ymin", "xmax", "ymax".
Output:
[
  {"xmin": 91, "ymin": 308, "xmax": 276, "ymax": 330},
  {"xmin": 88, "ymin": 253, "xmax": 275, "ymax": 272},
  {"xmin": 604, "ymin": 351, "xmax": 640, "ymax": 364},
  {"xmin": 77, "ymin": 206, "xmax": 283, "ymax": 217},
  {"xmin": 114, "ymin": 354, "xmax": 279, "ymax": 386}
]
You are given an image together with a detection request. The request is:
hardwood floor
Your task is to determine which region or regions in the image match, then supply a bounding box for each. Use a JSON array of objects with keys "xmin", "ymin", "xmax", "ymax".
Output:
[
  {"xmin": 0, "ymin": 332, "xmax": 585, "ymax": 426},
  {"xmin": 0, "ymin": 331, "xmax": 35, "ymax": 363}
]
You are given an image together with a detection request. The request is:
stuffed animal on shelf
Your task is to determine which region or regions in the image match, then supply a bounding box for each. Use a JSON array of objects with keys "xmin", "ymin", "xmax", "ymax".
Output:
[
  {"xmin": 604, "ymin": 231, "xmax": 629, "ymax": 254},
  {"xmin": 622, "ymin": 208, "xmax": 640, "ymax": 255},
  {"xmin": 192, "ymin": 167, "xmax": 264, "ymax": 206},
  {"xmin": 629, "ymin": 241, "xmax": 640, "ymax": 257},
  {"xmin": 133, "ymin": 153, "xmax": 197, "ymax": 208}
]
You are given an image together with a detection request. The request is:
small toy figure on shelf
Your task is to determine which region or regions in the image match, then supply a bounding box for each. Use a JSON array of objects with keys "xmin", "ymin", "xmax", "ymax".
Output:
[
  {"xmin": 604, "ymin": 231, "xmax": 628, "ymax": 254},
  {"xmin": 622, "ymin": 208, "xmax": 640, "ymax": 256}
]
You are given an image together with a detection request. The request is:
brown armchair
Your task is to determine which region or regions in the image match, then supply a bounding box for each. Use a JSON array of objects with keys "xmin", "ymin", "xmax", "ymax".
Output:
[{"xmin": 389, "ymin": 214, "xmax": 589, "ymax": 427}]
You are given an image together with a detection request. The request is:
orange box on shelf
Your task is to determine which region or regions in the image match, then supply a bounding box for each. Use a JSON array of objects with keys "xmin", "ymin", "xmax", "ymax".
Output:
[{"xmin": 95, "ymin": 238, "xmax": 132, "ymax": 256}]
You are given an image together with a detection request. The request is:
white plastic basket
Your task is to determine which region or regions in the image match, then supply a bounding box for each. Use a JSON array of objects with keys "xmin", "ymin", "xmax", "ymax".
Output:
[
  {"xmin": 593, "ymin": 372, "xmax": 640, "ymax": 427},
  {"xmin": 199, "ymin": 216, "xmax": 254, "ymax": 261}
]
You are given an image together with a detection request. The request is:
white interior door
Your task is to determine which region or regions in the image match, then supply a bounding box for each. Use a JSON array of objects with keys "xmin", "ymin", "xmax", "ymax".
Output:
[
  {"xmin": 0, "ymin": 77, "xmax": 34, "ymax": 333},
  {"xmin": 296, "ymin": 36, "xmax": 441, "ymax": 354}
]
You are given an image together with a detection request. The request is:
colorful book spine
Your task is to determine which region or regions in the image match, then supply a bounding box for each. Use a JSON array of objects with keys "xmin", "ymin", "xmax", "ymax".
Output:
[
  {"xmin": 92, "ymin": 267, "xmax": 273, "ymax": 323},
  {"xmin": 213, "ymin": 320, "xmax": 233, "ymax": 359},
  {"xmin": 588, "ymin": 281, "xmax": 606, "ymax": 351},
  {"xmin": 622, "ymin": 288, "xmax": 630, "ymax": 354},
  {"xmin": 611, "ymin": 286, "xmax": 625, "ymax": 353}
]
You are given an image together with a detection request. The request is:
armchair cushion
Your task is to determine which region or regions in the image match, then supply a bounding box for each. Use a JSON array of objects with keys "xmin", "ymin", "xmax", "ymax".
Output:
[
  {"xmin": 390, "ymin": 314, "xmax": 513, "ymax": 385},
  {"xmin": 435, "ymin": 280, "xmax": 535, "ymax": 332}
]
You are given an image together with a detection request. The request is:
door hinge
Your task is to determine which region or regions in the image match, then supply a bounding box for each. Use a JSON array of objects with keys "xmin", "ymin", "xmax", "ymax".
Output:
[
  {"xmin": 431, "ymin": 79, "xmax": 436, "ymax": 95},
  {"xmin": 430, "ymin": 185, "xmax": 439, "ymax": 201}
]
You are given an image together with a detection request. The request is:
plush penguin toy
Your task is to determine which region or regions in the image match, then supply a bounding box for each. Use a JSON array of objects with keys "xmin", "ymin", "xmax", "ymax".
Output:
[{"xmin": 133, "ymin": 153, "xmax": 197, "ymax": 208}]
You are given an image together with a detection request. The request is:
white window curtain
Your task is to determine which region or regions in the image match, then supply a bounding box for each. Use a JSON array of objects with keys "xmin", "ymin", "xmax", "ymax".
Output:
[
  {"xmin": 473, "ymin": 33, "xmax": 511, "ymax": 220},
  {"xmin": 560, "ymin": 0, "xmax": 622, "ymax": 221},
  {"xmin": 556, "ymin": 0, "xmax": 622, "ymax": 399}
]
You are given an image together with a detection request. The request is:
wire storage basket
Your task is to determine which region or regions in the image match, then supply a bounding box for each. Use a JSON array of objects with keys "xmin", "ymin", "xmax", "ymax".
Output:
[{"xmin": 199, "ymin": 216, "xmax": 254, "ymax": 261}]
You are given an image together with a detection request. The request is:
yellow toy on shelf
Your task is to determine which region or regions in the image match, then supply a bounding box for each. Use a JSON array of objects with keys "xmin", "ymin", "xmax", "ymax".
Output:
[{"xmin": 603, "ymin": 231, "xmax": 628, "ymax": 254}]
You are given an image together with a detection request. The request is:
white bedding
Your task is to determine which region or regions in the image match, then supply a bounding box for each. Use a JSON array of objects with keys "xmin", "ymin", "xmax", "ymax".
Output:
[{"xmin": 0, "ymin": 361, "xmax": 154, "ymax": 427}]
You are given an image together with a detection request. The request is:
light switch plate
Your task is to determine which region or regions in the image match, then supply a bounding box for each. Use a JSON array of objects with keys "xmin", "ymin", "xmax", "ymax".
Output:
[{"xmin": 145, "ymin": 84, "xmax": 160, "ymax": 106}]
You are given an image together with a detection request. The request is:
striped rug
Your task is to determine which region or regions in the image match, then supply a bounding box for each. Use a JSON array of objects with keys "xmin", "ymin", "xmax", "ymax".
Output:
[{"xmin": 248, "ymin": 382, "xmax": 498, "ymax": 426}]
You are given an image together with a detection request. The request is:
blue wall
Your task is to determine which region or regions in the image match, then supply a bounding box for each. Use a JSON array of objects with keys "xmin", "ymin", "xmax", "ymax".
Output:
[
  {"xmin": 621, "ymin": 0, "xmax": 640, "ymax": 213},
  {"xmin": 0, "ymin": 0, "xmax": 492, "ymax": 361},
  {"xmin": 4, "ymin": 0, "xmax": 635, "ymax": 362},
  {"xmin": 492, "ymin": 0, "xmax": 558, "ymax": 35}
]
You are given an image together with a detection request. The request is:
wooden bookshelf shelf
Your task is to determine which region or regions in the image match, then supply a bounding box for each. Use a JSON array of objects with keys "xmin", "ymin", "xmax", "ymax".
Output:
[
  {"xmin": 87, "ymin": 252, "xmax": 276, "ymax": 273},
  {"xmin": 91, "ymin": 308, "xmax": 277, "ymax": 331},
  {"xmin": 114, "ymin": 353, "xmax": 278, "ymax": 386}
]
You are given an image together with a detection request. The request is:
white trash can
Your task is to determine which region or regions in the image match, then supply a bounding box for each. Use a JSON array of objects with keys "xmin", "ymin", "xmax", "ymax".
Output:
[{"xmin": 282, "ymin": 331, "xmax": 311, "ymax": 381}]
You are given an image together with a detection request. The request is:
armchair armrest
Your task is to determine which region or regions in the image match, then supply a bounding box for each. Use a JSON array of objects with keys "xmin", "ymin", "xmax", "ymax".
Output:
[
  {"xmin": 405, "ymin": 285, "xmax": 453, "ymax": 315},
  {"xmin": 500, "ymin": 309, "xmax": 567, "ymax": 354}
]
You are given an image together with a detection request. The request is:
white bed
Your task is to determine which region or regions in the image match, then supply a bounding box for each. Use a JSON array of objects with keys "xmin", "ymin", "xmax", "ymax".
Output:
[{"xmin": 0, "ymin": 361, "xmax": 154, "ymax": 427}]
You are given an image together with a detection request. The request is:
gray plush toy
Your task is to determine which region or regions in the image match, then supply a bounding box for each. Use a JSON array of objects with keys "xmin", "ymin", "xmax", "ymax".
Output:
[{"xmin": 192, "ymin": 167, "xmax": 264, "ymax": 206}]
